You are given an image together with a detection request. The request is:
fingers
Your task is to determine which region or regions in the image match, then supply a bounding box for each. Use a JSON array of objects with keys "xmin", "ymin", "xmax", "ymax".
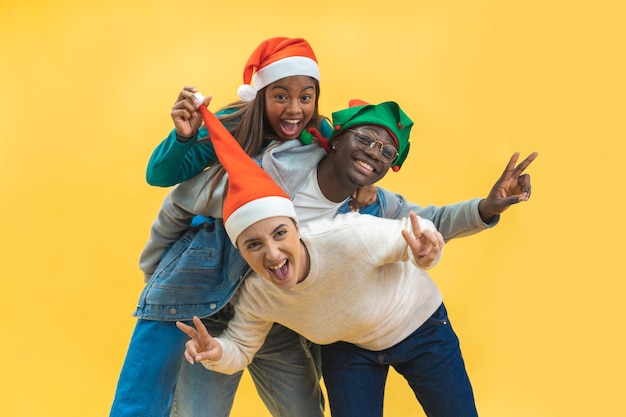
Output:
[
  {"xmin": 176, "ymin": 320, "xmax": 201, "ymax": 364},
  {"xmin": 494, "ymin": 152, "xmax": 521, "ymax": 186},
  {"xmin": 171, "ymin": 86, "xmax": 202, "ymax": 120},
  {"xmin": 499, "ymin": 151, "xmax": 538, "ymax": 192},
  {"xmin": 512, "ymin": 151, "xmax": 539, "ymax": 177},
  {"xmin": 175, "ymin": 86, "xmax": 198, "ymax": 107},
  {"xmin": 176, "ymin": 320, "xmax": 201, "ymax": 363},
  {"xmin": 403, "ymin": 212, "xmax": 443, "ymax": 267},
  {"xmin": 417, "ymin": 229, "xmax": 443, "ymax": 255},
  {"xmin": 176, "ymin": 320, "xmax": 198, "ymax": 338},
  {"xmin": 177, "ymin": 317, "xmax": 213, "ymax": 364},
  {"xmin": 170, "ymin": 86, "xmax": 213, "ymax": 136},
  {"xmin": 409, "ymin": 211, "xmax": 422, "ymax": 239},
  {"xmin": 512, "ymin": 151, "xmax": 537, "ymax": 200},
  {"xmin": 192, "ymin": 315, "xmax": 211, "ymax": 339},
  {"xmin": 189, "ymin": 316, "xmax": 222, "ymax": 362},
  {"xmin": 183, "ymin": 348, "xmax": 196, "ymax": 365},
  {"xmin": 517, "ymin": 173, "xmax": 532, "ymax": 200}
]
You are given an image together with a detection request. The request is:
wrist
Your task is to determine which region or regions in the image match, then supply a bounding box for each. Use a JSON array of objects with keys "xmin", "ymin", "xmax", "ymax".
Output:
[
  {"xmin": 478, "ymin": 199, "xmax": 494, "ymax": 223},
  {"xmin": 175, "ymin": 131, "xmax": 198, "ymax": 143}
]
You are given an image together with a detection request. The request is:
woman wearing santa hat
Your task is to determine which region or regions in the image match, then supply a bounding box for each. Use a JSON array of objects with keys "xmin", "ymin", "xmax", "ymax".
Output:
[{"xmin": 147, "ymin": 38, "xmax": 328, "ymax": 184}]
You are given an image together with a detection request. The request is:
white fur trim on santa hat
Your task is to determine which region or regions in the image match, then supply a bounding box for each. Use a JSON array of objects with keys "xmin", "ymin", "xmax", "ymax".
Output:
[
  {"xmin": 225, "ymin": 196, "xmax": 298, "ymax": 247},
  {"xmin": 238, "ymin": 56, "xmax": 320, "ymax": 102}
]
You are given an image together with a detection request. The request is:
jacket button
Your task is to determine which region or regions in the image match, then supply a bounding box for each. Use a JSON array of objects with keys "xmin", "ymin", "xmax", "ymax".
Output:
[
  {"xmin": 169, "ymin": 308, "xmax": 177, "ymax": 315},
  {"xmin": 210, "ymin": 303, "xmax": 217, "ymax": 310}
]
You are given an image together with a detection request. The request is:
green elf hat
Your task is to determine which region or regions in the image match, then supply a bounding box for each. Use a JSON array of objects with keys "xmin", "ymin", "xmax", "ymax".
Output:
[{"xmin": 329, "ymin": 99, "xmax": 414, "ymax": 172}]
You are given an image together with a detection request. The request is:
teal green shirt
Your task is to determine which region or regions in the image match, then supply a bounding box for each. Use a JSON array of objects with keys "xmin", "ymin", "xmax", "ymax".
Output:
[{"xmin": 146, "ymin": 111, "xmax": 332, "ymax": 187}]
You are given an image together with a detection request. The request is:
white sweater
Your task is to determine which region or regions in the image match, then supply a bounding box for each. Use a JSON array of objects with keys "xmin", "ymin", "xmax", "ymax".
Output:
[{"xmin": 202, "ymin": 213, "xmax": 443, "ymax": 375}]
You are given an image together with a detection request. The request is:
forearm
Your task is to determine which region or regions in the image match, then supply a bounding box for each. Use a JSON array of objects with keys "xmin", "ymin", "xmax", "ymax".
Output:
[
  {"xmin": 379, "ymin": 188, "xmax": 499, "ymax": 242},
  {"xmin": 200, "ymin": 306, "xmax": 272, "ymax": 375},
  {"xmin": 138, "ymin": 173, "xmax": 225, "ymax": 281},
  {"xmin": 138, "ymin": 193, "xmax": 197, "ymax": 281},
  {"xmin": 146, "ymin": 127, "xmax": 216, "ymax": 187},
  {"xmin": 199, "ymin": 338, "xmax": 254, "ymax": 375}
]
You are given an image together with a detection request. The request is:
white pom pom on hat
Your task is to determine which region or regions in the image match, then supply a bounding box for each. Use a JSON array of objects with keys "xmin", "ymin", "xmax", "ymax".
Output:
[
  {"xmin": 237, "ymin": 37, "xmax": 320, "ymax": 102},
  {"xmin": 192, "ymin": 92, "xmax": 205, "ymax": 108},
  {"xmin": 237, "ymin": 84, "xmax": 258, "ymax": 102}
]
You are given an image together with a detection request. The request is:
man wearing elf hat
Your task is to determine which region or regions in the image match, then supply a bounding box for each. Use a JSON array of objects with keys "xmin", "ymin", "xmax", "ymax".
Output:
[
  {"xmin": 137, "ymin": 92, "xmax": 536, "ymax": 417},
  {"xmin": 175, "ymin": 101, "xmax": 493, "ymax": 417}
]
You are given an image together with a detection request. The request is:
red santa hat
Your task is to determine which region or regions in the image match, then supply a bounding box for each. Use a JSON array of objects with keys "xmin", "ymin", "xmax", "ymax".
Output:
[
  {"xmin": 193, "ymin": 93, "xmax": 298, "ymax": 246},
  {"xmin": 237, "ymin": 37, "xmax": 320, "ymax": 101}
]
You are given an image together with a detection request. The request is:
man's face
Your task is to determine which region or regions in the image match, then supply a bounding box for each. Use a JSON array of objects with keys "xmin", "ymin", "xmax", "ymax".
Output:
[{"xmin": 329, "ymin": 125, "xmax": 397, "ymax": 188}]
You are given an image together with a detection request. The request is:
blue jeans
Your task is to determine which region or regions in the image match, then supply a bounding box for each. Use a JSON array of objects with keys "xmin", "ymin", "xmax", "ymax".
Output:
[
  {"xmin": 320, "ymin": 303, "xmax": 478, "ymax": 417},
  {"xmin": 110, "ymin": 312, "xmax": 323, "ymax": 417}
]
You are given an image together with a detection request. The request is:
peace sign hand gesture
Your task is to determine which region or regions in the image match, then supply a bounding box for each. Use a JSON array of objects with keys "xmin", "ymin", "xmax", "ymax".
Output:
[
  {"xmin": 176, "ymin": 316, "xmax": 223, "ymax": 364},
  {"xmin": 402, "ymin": 211, "xmax": 445, "ymax": 269},
  {"xmin": 478, "ymin": 151, "xmax": 539, "ymax": 223}
]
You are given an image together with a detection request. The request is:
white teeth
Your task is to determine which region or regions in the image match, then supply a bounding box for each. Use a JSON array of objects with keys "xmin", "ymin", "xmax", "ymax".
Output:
[
  {"xmin": 356, "ymin": 160, "xmax": 374, "ymax": 171},
  {"xmin": 269, "ymin": 259, "xmax": 287, "ymax": 270},
  {"xmin": 284, "ymin": 119, "xmax": 300, "ymax": 124}
]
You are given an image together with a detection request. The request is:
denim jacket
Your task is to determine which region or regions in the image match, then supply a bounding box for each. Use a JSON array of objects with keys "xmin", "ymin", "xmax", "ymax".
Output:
[{"xmin": 134, "ymin": 217, "xmax": 243, "ymax": 320}]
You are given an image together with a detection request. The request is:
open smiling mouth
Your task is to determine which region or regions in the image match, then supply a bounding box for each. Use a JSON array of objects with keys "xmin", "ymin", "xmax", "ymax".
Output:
[
  {"xmin": 268, "ymin": 259, "xmax": 290, "ymax": 281},
  {"xmin": 354, "ymin": 157, "xmax": 380, "ymax": 175},
  {"xmin": 279, "ymin": 119, "xmax": 301, "ymax": 137}
]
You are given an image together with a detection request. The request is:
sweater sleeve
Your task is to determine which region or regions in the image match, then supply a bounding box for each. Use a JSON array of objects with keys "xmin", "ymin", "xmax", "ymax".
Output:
[
  {"xmin": 355, "ymin": 214, "xmax": 442, "ymax": 270},
  {"xmin": 378, "ymin": 187, "xmax": 499, "ymax": 242},
  {"xmin": 138, "ymin": 168, "xmax": 227, "ymax": 282},
  {"xmin": 146, "ymin": 126, "xmax": 217, "ymax": 187},
  {"xmin": 199, "ymin": 284, "xmax": 273, "ymax": 375},
  {"xmin": 145, "ymin": 108, "xmax": 239, "ymax": 187}
]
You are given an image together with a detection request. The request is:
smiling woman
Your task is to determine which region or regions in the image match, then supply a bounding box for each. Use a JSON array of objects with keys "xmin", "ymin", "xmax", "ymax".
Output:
[
  {"xmin": 263, "ymin": 76, "xmax": 318, "ymax": 139},
  {"xmin": 237, "ymin": 217, "xmax": 303, "ymax": 289}
]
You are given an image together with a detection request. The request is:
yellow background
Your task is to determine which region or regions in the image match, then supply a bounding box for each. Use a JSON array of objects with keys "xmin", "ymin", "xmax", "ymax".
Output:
[{"xmin": 1, "ymin": 1, "xmax": 624, "ymax": 416}]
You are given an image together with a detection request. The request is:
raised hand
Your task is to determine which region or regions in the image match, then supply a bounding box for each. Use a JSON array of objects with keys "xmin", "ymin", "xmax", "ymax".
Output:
[
  {"xmin": 170, "ymin": 86, "xmax": 213, "ymax": 138},
  {"xmin": 176, "ymin": 316, "xmax": 223, "ymax": 364},
  {"xmin": 478, "ymin": 151, "xmax": 539, "ymax": 222},
  {"xmin": 401, "ymin": 211, "xmax": 445, "ymax": 269}
]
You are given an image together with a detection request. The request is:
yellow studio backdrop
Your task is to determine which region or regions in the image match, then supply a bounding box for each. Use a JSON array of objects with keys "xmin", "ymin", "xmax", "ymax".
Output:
[{"xmin": 1, "ymin": 1, "xmax": 624, "ymax": 416}]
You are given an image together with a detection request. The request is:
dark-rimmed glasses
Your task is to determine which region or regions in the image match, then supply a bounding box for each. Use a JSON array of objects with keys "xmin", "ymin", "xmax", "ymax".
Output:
[{"xmin": 347, "ymin": 129, "xmax": 398, "ymax": 163}]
